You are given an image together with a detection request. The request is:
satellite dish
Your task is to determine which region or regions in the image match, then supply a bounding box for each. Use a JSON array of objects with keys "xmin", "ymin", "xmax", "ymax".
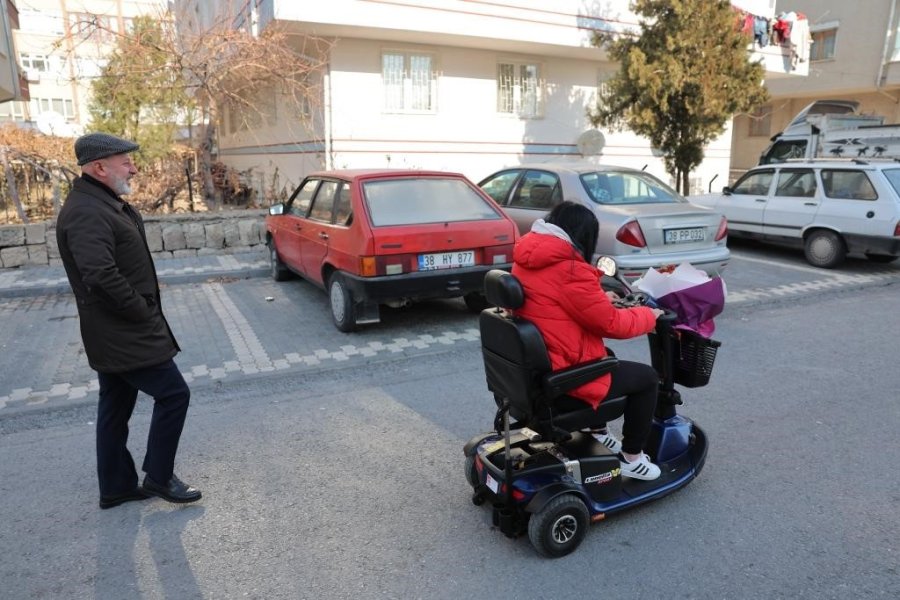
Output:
[
  {"xmin": 576, "ymin": 129, "xmax": 605, "ymax": 156},
  {"xmin": 35, "ymin": 111, "xmax": 71, "ymax": 137}
]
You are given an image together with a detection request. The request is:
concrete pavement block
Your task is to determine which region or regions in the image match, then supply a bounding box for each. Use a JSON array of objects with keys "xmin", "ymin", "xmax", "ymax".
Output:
[
  {"xmin": 204, "ymin": 223, "xmax": 225, "ymax": 248},
  {"xmin": 184, "ymin": 223, "xmax": 206, "ymax": 249},
  {"xmin": 26, "ymin": 245, "xmax": 49, "ymax": 265}
]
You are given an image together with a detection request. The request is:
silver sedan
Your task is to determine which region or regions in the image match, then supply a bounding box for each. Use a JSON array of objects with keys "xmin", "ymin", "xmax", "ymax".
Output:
[{"xmin": 478, "ymin": 162, "xmax": 730, "ymax": 278}]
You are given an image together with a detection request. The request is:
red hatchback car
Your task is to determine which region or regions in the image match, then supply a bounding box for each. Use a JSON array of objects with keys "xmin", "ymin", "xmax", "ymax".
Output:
[{"xmin": 265, "ymin": 169, "xmax": 519, "ymax": 331}]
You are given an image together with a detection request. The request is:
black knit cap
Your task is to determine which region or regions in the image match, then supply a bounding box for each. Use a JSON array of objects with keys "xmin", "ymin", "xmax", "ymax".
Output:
[{"xmin": 74, "ymin": 132, "xmax": 140, "ymax": 166}]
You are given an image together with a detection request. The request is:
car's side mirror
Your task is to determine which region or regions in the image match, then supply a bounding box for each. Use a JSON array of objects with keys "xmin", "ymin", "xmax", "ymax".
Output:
[
  {"xmin": 269, "ymin": 203, "xmax": 285, "ymax": 216},
  {"xmin": 722, "ymin": 186, "xmax": 732, "ymax": 195}
]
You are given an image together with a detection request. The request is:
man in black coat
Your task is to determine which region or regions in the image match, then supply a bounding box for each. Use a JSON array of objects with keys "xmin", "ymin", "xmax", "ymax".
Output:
[{"xmin": 57, "ymin": 132, "xmax": 202, "ymax": 509}]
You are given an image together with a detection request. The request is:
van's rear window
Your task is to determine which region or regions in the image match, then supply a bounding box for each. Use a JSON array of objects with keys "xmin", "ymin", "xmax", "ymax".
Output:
[
  {"xmin": 363, "ymin": 178, "xmax": 501, "ymax": 226},
  {"xmin": 880, "ymin": 169, "xmax": 900, "ymax": 198}
]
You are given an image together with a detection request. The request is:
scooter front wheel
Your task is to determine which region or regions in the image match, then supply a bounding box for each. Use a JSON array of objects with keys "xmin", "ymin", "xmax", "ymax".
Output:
[{"xmin": 527, "ymin": 494, "xmax": 589, "ymax": 558}]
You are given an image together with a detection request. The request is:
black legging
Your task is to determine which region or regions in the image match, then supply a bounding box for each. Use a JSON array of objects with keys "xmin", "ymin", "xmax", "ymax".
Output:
[{"xmin": 557, "ymin": 360, "xmax": 658, "ymax": 455}]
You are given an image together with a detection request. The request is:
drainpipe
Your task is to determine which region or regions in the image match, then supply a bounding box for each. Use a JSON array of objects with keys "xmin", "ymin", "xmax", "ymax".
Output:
[
  {"xmin": 323, "ymin": 61, "xmax": 333, "ymax": 170},
  {"xmin": 876, "ymin": 0, "xmax": 899, "ymax": 109}
]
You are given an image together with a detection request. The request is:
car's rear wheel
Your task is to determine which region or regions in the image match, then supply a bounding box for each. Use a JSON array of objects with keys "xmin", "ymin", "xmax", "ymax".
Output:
[
  {"xmin": 804, "ymin": 230, "xmax": 845, "ymax": 268},
  {"xmin": 865, "ymin": 253, "xmax": 897, "ymax": 264},
  {"xmin": 269, "ymin": 242, "xmax": 290, "ymax": 281},
  {"xmin": 328, "ymin": 272, "xmax": 357, "ymax": 332},
  {"xmin": 463, "ymin": 292, "xmax": 490, "ymax": 313}
]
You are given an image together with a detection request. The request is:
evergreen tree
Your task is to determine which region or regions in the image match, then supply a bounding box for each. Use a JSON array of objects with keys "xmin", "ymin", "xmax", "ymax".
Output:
[
  {"xmin": 590, "ymin": 0, "xmax": 769, "ymax": 194},
  {"xmin": 88, "ymin": 16, "xmax": 190, "ymax": 165}
]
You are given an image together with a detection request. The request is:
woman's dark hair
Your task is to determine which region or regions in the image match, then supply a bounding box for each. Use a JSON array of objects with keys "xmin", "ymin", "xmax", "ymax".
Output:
[{"xmin": 545, "ymin": 201, "xmax": 599, "ymax": 262}]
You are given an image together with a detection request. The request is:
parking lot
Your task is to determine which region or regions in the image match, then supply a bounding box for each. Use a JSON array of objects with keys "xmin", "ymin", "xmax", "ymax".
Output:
[{"xmin": 0, "ymin": 238, "xmax": 898, "ymax": 416}]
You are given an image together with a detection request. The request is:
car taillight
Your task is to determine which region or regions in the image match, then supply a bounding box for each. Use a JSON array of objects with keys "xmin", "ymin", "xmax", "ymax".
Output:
[
  {"xmin": 360, "ymin": 255, "xmax": 418, "ymax": 276},
  {"xmin": 616, "ymin": 220, "xmax": 647, "ymax": 248},
  {"xmin": 894, "ymin": 221, "xmax": 900, "ymax": 236},
  {"xmin": 484, "ymin": 244, "xmax": 515, "ymax": 265},
  {"xmin": 715, "ymin": 216, "xmax": 728, "ymax": 241}
]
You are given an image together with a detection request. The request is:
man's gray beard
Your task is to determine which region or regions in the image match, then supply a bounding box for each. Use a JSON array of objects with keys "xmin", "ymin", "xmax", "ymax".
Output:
[{"xmin": 110, "ymin": 175, "xmax": 132, "ymax": 196}]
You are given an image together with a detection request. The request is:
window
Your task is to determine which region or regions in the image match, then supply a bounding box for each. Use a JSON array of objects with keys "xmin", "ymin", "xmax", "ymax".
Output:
[
  {"xmin": 509, "ymin": 171, "xmax": 561, "ymax": 210},
  {"xmin": 382, "ymin": 52, "xmax": 437, "ymax": 112},
  {"xmin": 334, "ymin": 184, "xmax": 353, "ymax": 226},
  {"xmin": 810, "ymin": 28, "xmax": 837, "ymax": 61},
  {"xmin": 18, "ymin": 9, "xmax": 65, "ymax": 34},
  {"xmin": 68, "ymin": 13, "xmax": 116, "ymax": 42},
  {"xmin": 287, "ymin": 179, "xmax": 319, "ymax": 216},
  {"xmin": 732, "ymin": 170, "xmax": 774, "ymax": 195},
  {"xmin": 20, "ymin": 54, "xmax": 50, "ymax": 73},
  {"xmin": 0, "ymin": 101, "xmax": 28, "ymax": 122},
  {"xmin": 748, "ymin": 105, "xmax": 771, "ymax": 137},
  {"xmin": 29, "ymin": 98, "xmax": 76, "ymax": 119},
  {"xmin": 497, "ymin": 61, "xmax": 543, "ymax": 118},
  {"xmin": 581, "ymin": 172, "xmax": 681, "ymax": 205},
  {"xmin": 479, "ymin": 170, "xmax": 521, "ymax": 205},
  {"xmin": 363, "ymin": 178, "xmax": 501, "ymax": 226},
  {"xmin": 309, "ymin": 181, "xmax": 339, "ymax": 222},
  {"xmin": 821, "ymin": 170, "xmax": 877, "ymax": 200},
  {"xmin": 775, "ymin": 169, "xmax": 817, "ymax": 197},
  {"xmin": 763, "ymin": 139, "xmax": 808, "ymax": 163},
  {"xmin": 596, "ymin": 71, "xmax": 613, "ymax": 110}
]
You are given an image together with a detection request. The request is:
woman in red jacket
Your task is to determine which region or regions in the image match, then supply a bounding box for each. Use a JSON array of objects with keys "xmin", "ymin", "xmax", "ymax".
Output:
[{"xmin": 511, "ymin": 201, "xmax": 664, "ymax": 480}]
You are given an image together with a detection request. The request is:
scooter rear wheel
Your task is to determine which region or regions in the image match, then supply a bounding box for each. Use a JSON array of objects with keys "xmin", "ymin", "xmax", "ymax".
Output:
[{"xmin": 527, "ymin": 493, "xmax": 589, "ymax": 558}]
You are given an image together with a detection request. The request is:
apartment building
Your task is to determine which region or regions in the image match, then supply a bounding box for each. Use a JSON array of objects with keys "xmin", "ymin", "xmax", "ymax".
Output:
[
  {"xmin": 731, "ymin": 0, "xmax": 900, "ymax": 175},
  {"xmin": 178, "ymin": 0, "xmax": 805, "ymax": 197},
  {"xmin": 0, "ymin": 0, "xmax": 166, "ymax": 136}
]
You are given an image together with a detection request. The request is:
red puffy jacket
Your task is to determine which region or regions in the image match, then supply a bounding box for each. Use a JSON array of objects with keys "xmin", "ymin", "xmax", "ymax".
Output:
[{"xmin": 511, "ymin": 230, "xmax": 658, "ymax": 409}]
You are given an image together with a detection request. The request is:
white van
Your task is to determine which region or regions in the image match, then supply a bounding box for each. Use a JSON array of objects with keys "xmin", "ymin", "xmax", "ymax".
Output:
[{"xmin": 691, "ymin": 159, "xmax": 900, "ymax": 268}]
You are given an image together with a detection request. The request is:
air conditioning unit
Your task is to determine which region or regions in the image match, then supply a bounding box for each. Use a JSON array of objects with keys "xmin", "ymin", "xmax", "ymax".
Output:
[{"xmin": 25, "ymin": 69, "xmax": 41, "ymax": 83}]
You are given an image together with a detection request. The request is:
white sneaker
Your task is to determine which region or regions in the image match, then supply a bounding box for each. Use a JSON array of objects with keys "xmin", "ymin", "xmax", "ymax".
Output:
[
  {"xmin": 619, "ymin": 452, "xmax": 661, "ymax": 481},
  {"xmin": 590, "ymin": 431, "xmax": 622, "ymax": 454}
]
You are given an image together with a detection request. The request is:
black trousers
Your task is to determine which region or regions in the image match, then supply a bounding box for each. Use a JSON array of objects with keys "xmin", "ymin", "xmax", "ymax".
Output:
[
  {"xmin": 96, "ymin": 359, "xmax": 190, "ymax": 496},
  {"xmin": 558, "ymin": 360, "xmax": 659, "ymax": 455}
]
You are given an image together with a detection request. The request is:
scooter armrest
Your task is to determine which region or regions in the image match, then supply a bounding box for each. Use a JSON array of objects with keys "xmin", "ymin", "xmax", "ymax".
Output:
[{"xmin": 542, "ymin": 357, "xmax": 619, "ymax": 398}]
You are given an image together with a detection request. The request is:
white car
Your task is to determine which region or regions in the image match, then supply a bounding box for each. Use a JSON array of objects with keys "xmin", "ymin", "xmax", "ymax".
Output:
[{"xmin": 692, "ymin": 160, "xmax": 900, "ymax": 268}]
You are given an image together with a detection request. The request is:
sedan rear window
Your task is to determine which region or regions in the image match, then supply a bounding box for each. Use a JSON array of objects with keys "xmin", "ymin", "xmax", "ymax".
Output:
[
  {"xmin": 363, "ymin": 178, "xmax": 502, "ymax": 226},
  {"xmin": 580, "ymin": 171, "xmax": 682, "ymax": 205}
]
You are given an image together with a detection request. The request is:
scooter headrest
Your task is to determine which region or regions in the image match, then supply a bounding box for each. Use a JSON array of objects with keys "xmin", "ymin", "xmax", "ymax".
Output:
[{"xmin": 483, "ymin": 269, "xmax": 524, "ymax": 309}]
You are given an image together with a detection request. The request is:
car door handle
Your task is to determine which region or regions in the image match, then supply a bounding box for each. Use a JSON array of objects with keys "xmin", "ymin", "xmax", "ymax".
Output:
[
  {"xmin": 294, "ymin": 223, "xmax": 303, "ymax": 230},
  {"xmin": 318, "ymin": 232, "xmax": 329, "ymax": 240},
  {"xmin": 755, "ymin": 198, "xmax": 766, "ymax": 203},
  {"xmin": 803, "ymin": 202, "xmax": 818, "ymax": 206}
]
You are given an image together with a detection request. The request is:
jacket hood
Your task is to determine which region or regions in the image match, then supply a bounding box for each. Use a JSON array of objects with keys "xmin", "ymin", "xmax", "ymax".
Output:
[{"xmin": 513, "ymin": 220, "xmax": 584, "ymax": 270}]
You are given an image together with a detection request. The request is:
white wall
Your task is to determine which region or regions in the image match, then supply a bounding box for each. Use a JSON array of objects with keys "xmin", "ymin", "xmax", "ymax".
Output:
[{"xmin": 216, "ymin": 35, "xmax": 733, "ymax": 196}]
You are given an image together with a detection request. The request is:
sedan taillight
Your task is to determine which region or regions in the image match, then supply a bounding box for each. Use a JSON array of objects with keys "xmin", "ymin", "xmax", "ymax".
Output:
[
  {"xmin": 484, "ymin": 244, "xmax": 515, "ymax": 265},
  {"xmin": 715, "ymin": 216, "xmax": 728, "ymax": 241},
  {"xmin": 893, "ymin": 221, "xmax": 900, "ymax": 237},
  {"xmin": 616, "ymin": 221, "xmax": 647, "ymax": 248}
]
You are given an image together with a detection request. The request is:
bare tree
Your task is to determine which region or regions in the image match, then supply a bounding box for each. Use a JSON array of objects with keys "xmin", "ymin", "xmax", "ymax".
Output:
[{"xmin": 55, "ymin": 6, "xmax": 332, "ymax": 208}]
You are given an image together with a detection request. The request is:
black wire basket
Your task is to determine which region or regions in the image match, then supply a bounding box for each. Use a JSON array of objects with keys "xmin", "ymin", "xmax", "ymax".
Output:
[{"xmin": 673, "ymin": 329, "xmax": 721, "ymax": 388}]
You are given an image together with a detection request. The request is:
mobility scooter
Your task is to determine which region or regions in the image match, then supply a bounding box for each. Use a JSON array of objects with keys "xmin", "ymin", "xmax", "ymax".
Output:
[{"xmin": 463, "ymin": 260, "xmax": 720, "ymax": 557}]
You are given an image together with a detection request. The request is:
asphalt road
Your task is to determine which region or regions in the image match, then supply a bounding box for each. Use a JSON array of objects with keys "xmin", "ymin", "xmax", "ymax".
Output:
[{"xmin": 1, "ymin": 243, "xmax": 899, "ymax": 599}]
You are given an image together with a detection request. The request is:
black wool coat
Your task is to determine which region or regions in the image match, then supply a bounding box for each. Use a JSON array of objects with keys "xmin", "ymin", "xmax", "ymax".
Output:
[{"xmin": 56, "ymin": 176, "xmax": 179, "ymax": 373}]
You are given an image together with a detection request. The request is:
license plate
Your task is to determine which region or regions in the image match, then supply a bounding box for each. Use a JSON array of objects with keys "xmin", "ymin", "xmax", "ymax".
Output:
[
  {"xmin": 664, "ymin": 227, "xmax": 705, "ymax": 244},
  {"xmin": 418, "ymin": 250, "xmax": 475, "ymax": 270}
]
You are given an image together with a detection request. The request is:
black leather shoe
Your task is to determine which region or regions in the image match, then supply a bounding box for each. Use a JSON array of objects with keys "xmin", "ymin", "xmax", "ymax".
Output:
[
  {"xmin": 142, "ymin": 474, "xmax": 202, "ymax": 504},
  {"xmin": 99, "ymin": 488, "xmax": 150, "ymax": 509}
]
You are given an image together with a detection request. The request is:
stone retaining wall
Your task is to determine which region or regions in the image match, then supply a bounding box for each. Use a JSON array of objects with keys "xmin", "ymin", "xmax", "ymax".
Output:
[{"xmin": 0, "ymin": 210, "xmax": 268, "ymax": 269}]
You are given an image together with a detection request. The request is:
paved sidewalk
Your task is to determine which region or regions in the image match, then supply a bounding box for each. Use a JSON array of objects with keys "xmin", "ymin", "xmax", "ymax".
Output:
[{"xmin": 0, "ymin": 249, "xmax": 269, "ymax": 297}]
